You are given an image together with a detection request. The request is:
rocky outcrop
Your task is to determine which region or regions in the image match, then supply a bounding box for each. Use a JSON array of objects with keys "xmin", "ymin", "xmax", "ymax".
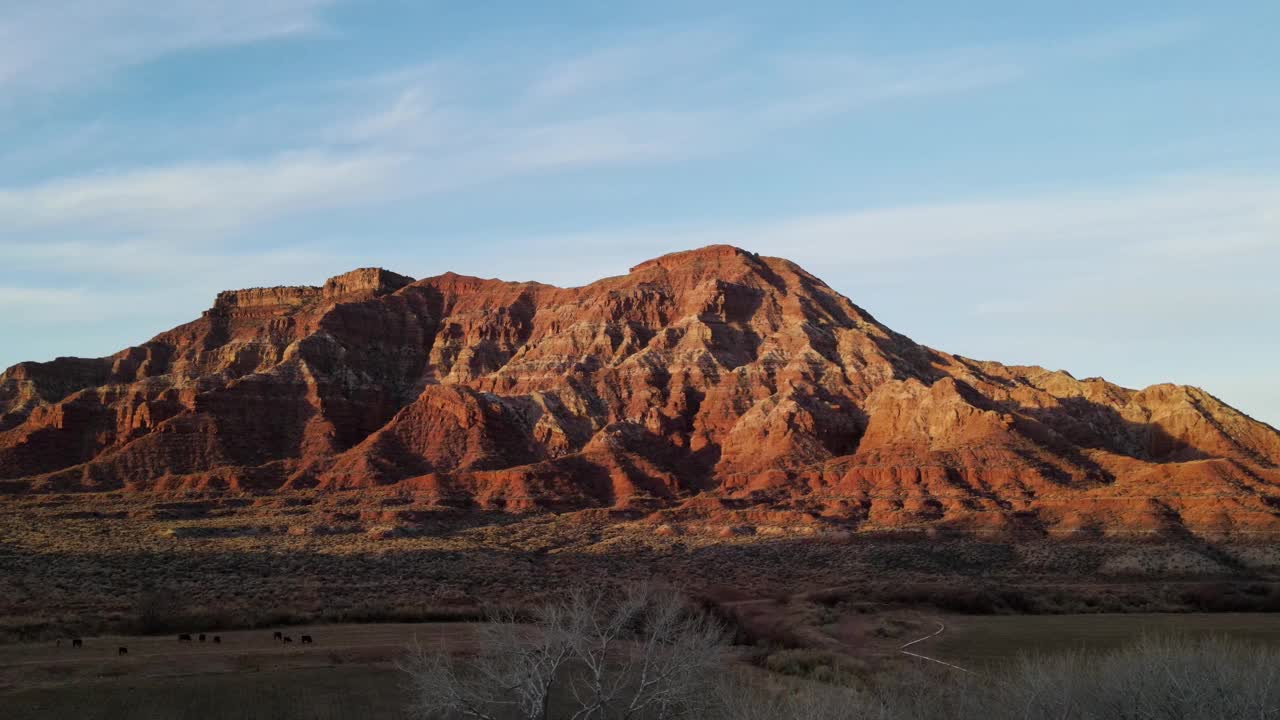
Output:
[
  {"xmin": 2, "ymin": 246, "xmax": 1277, "ymax": 537},
  {"xmin": 210, "ymin": 268, "xmax": 415, "ymax": 315}
]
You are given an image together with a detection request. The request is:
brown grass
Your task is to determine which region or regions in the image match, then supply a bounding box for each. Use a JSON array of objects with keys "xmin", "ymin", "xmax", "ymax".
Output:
[{"xmin": 0, "ymin": 623, "xmax": 486, "ymax": 719}]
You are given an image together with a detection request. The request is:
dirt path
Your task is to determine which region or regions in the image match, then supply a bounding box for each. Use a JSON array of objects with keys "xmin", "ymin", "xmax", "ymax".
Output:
[{"xmin": 899, "ymin": 621, "xmax": 972, "ymax": 674}]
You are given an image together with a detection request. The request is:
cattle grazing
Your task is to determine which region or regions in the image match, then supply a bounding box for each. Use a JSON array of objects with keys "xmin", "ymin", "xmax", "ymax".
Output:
[
  {"xmin": 301, "ymin": 635, "xmax": 313, "ymax": 644},
  {"xmin": 178, "ymin": 633, "xmax": 192, "ymax": 642},
  {"xmin": 273, "ymin": 631, "xmax": 283, "ymax": 641},
  {"xmin": 71, "ymin": 638, "xmax": 83, "ymax": 648},
  {"xmin": 213, "ymin": 636, "xmax": 222, "ymax": 644},
  {"xmin": 118, "ymin": 647, "xmax": 128, "ymax": 656},
  {"xmin": 198, "ymin": 633, "xmax": 206, "ymax": 642},
  {"xmin": 283, "ymin": 636, "xmax": 293, "ymax": 643}
]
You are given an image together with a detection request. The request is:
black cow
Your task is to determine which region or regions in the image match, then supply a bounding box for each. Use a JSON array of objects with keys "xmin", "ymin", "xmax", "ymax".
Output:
[
  {"xmin": 283, "ymin": 636, "xmax": 293, "ymax": 643},
  {"xmin": 178, "ymin": 633, "xmax": 192, "ymax": 642},
  {"xmin": 198, "ymin": 633, "xmax": 206, "ymax": 642},
  {"xmin": 213, "ymin": 636, "xmax": 222, "ymax": 644},
  {"xmin": 118, "ymin": 647, "xmax": 128, "ymax": 656},
  {"xmin": 71, "ymin": 638, "xmax": 83, "ymax": 648},
  {"xmin": 301, "ymin": 635, "xmax": 313, "ymax": 644},
  {"xmin": 273, "ymin": 631, "xmax": 283, "ymax": 641}
]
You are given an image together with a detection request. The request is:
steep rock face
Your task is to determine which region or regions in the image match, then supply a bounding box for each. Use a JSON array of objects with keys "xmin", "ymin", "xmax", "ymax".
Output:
[{"xmin": 2, "ymin": 246, "xmax": 1278, "ymax": 537}]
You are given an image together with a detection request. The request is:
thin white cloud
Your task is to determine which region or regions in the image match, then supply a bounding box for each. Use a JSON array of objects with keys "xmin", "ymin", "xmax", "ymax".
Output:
[
  {"xmin": 0, "ymin": 287, "xmax": 86, "ymax": 307},
  {"xmin": 2, "ymin": 15, "xmax": 1202, "ymax": 247},
  {"xmin": 502, "ymin": 110, "xmax": 725, "ymax": 170},
  {"xmin": 760, "ymin": 49, "xmax": 1025, "ymax": 125},
  {"xmin": 0, "ymin": 0, "xmax": 337, "ymax": 100},
  {"xmin": 0, "ymin": 151, "xmax": 402, "ymax": 239},
  {"xmin": 0, "ymin": 244, "xmax": 361, "ymax": 341},
  {"xmin": 716, "ymin": 175, "xmax": 1280, "ymax": 267},
  {"xmin": 524, "ymin": 24, "xmax": 744, "ymax": 102},
  {"xmin": 467, "ymin": 174, "xmax": 1279, "ymax": 283},
  {"xmin": 0, "ymin": 287, "xmax": 171, "ymax": 326},
  {"xmin": 1054, "ymin": 18, "xmax": 1200, "ymax": 60},
  {"xmin": 306, "ymin": 34, "xmax": 1041, "ymax": 198},
  {"xmin": 340, "ymin": 87, "xmax": 453, "ymax": 146},
  {"xmin": 0, "ymin": 239, "xmax": 357, "ymax": 280},
  {"xmin": 7, "ymin": 11, "xmax": 1254, "ymax": 418},
  {"xmin": 758, "ymin": 19, "xmax": 1197, "ymax": 127}
]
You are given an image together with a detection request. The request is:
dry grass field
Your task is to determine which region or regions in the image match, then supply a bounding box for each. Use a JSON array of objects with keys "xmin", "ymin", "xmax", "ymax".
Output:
[
  {"xmin": 928, "ymin": 612, "xmax": 1280, "ymax": 668},
  {"xmin": 8, "ymin": 666, "xmax": 402, "ymax": 720},
  {"xmin": 6, "ymin": 613, "xmax": 1280, "ymax": 719},
  {"xmin": 0, "ymin": 623, "xmax": 480, "ymax": 720}
]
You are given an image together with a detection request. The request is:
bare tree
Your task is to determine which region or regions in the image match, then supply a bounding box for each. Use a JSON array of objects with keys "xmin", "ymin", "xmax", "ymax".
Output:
[
  {"xmin": 400, "ymin": 606, "xmax": 572, "ymax": 720},
  {"xmin": 401, "ymin": 584, "xmax": 727, "ymax": 720},
  {"xmin": 561, "ymin": 584, "xmax": 726, "ymax": 720}
]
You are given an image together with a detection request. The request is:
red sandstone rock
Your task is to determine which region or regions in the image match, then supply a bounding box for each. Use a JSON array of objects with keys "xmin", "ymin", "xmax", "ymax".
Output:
[{"xmin": 1, "ymin": 245, "xmax": 1277, "ymax": 537}]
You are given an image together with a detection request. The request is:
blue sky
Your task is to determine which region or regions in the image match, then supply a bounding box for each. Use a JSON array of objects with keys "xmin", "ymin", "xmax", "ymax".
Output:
[{"xmin": 1, "ymin": 1, "xmax": 1277, "ymax": 426}]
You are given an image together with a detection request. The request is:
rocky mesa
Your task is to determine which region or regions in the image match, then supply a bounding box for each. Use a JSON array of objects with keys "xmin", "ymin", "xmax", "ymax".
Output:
[{"xmin": 2, "ymin": 245, "xmax": 1278, "ymax": 538}]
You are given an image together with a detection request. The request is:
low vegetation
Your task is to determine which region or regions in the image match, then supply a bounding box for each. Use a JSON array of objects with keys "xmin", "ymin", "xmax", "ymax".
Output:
[
  {"xmin": 401, "ymin": 588, "xmax": 1280, "ymax": 720},
  {"xmin": 401, "ymin": 585, "xmax": 725, "ymax": 720},
  {"xmin": 7, "ymin": 492, "xmax": 1280, "ymax": 717},
  {"xmin": 6, "ymin": 490, "xmax": 1280, "ymax": 643},
  {"xmin": 3, "ymin": 590, "xmax": 1280, "ymax": 718},
  {"xmin": 726, "ymin": 636, "xmax": 1280, "ymax": 720}
]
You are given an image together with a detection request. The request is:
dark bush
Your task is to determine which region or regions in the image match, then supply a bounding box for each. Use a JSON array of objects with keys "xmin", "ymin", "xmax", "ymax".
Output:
[{"xmin": 131, "ymin": 587, "xmax": 187, "ymax": 635}]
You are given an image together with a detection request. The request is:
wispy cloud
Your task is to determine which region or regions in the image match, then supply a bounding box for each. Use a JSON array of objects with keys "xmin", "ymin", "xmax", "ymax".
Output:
[
  {"xmin": 470, "ymin": 173, "xmax": 1279, "ymax": 284},
  {"xmin": 738, "ymin": 175, "xmax": 1280, "ymax": 266},
  {"xmin": 0, "ymin": 286, "xmax": 86, "ymax": 307},
  {"xmin": 0, "ymin": 0, "xmax": 336, "ymax": 100},
  {"xmin": 1054, "ymin": 18, "xmax": 1200, "ymax": 60},
  {"xmin": 523, "ymin": 24, "xmax": 745, "ymax": 103},
  {"xmin": 5, "ymin": 9, "xmax": 1244, "ymax": 416},
  {"xmin": 0, "ymin": 243, "xmax": 361, "ymax": 336},
  {"xmin": 757, "ymin": 19, "xmax": 1198, "ymax": 127},
  {"xmin": 341, "ymin": 87, "xmax": 447, "ymax": 146},
  {"xmin": 0, "ymin": 151, "xmax": 401, "ymax": 240},
  {"xmin": 0, "ymin": 15, "xmax": 1215, "ymax": 290},
  {"xmin": 1, "ymin": 15, "xmax": 1201, "ymax": 249},
  {"xmin": 757, "ymin": 48, "xmax": 1025, "ymax": 125}
]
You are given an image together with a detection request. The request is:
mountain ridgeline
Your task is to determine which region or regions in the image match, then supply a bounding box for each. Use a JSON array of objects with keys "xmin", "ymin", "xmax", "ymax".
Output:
[{"xmin": 2, "ymin": 246, "xmax": 1278, "ymax": 538}]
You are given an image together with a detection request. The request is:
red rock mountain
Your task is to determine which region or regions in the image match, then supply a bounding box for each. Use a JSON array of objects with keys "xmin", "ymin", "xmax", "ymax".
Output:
[{"xmin": 3, "ymin": 246, "xmax": 1278, "ymax": 537}]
